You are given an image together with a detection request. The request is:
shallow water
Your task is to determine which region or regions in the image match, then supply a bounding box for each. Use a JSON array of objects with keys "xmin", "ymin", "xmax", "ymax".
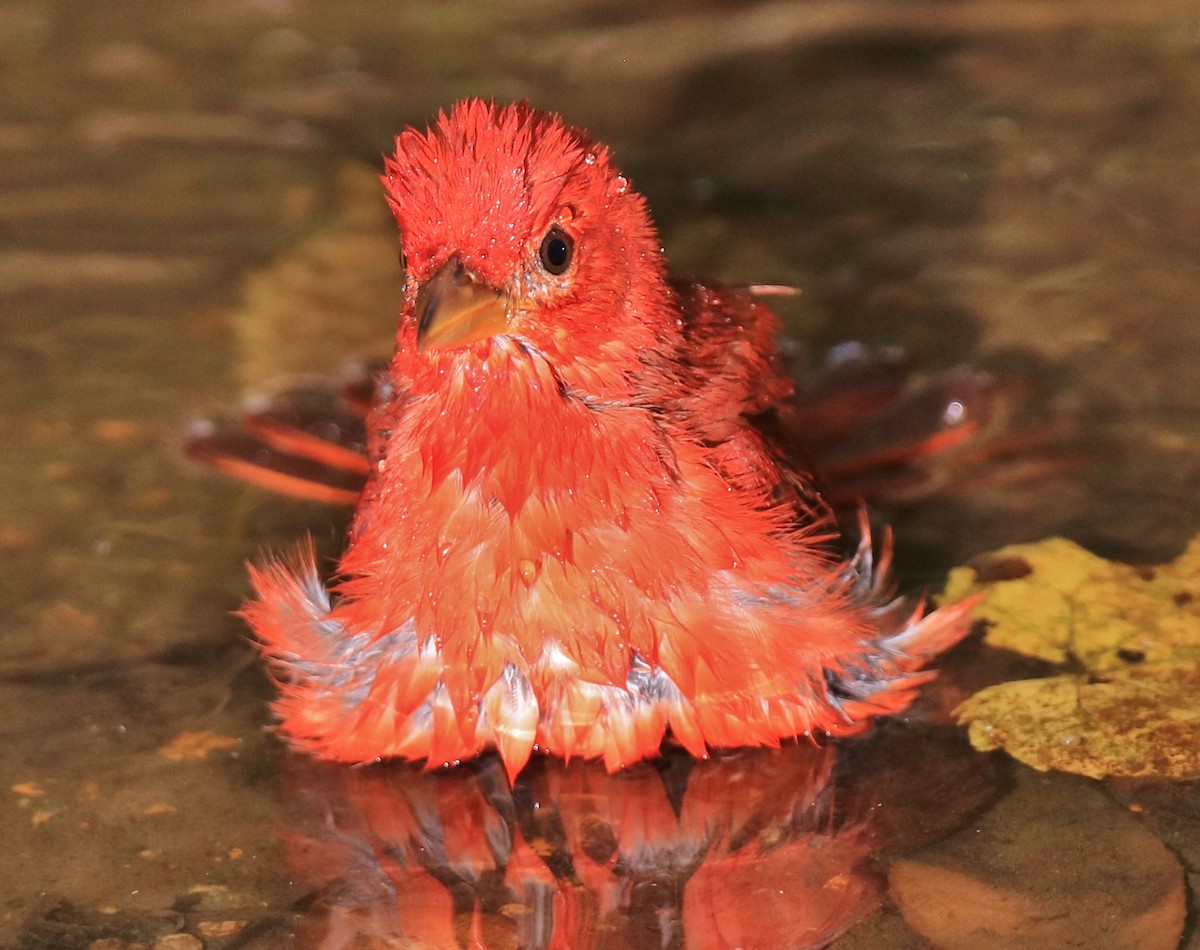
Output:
[{"xmin": 3, "ymin": 1, "xmax": 1200, "ymax": 947}]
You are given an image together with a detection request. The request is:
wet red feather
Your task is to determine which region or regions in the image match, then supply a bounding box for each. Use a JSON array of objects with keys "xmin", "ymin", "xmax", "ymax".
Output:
[{"xmin": 244, "ymin": 100, "xmax": 976, "ymax": 782}]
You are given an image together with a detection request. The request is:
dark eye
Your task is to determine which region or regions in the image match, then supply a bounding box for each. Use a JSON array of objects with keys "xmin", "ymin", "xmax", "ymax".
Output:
[{"xmin": 539, "ymin": 227, "xmax": 573, "ymax": 276}]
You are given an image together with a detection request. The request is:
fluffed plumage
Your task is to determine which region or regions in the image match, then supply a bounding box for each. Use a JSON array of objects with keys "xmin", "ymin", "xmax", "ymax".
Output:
[{"xmin": 242, "ymin": 100, "xmax": 976, "ymax": 782}]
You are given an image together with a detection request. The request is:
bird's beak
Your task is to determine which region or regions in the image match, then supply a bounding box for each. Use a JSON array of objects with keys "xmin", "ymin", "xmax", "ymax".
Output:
[{"xmin": 414, "ymin": 256, "xmax": 510, "ymax": 353}]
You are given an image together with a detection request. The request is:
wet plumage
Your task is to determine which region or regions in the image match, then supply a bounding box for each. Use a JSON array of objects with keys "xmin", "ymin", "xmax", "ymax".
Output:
[{"xmin": 243, "ymin": 99, "xmax": 976, "ymax": 781}]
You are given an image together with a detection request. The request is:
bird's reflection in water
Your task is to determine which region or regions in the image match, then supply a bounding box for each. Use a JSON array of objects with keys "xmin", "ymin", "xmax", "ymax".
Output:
[{"xmin": 281, "ymin": 742, "xmax": 890, "ymax": 949}]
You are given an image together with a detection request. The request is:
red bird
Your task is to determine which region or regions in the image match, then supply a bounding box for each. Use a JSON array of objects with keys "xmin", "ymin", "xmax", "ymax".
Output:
[{"xmin": 238, "ymin": 100, "xmax": 975, "ymax": 782}]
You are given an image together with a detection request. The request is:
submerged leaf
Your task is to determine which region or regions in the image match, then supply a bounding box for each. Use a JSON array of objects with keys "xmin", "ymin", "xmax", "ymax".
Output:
[
  {"xmin": 159, "ymin": 730, "xmax": 240, "ymax": 761},
  {"xmin": 944, "ymin": 534, "xmax": 1200, "ymax": 779},
  {"xmin": 233, "ymin": 163, "xmax": 399, "ymax": 391},
  {"xmin": 958, "ymin": 666, "xmax": 1200, "ymax": 780}
]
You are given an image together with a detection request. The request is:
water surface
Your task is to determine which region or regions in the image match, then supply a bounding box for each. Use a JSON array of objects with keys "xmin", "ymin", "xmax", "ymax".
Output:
[{"xmin": 3, "ymin": 2, "xmax": 1199, "ymax": 947}]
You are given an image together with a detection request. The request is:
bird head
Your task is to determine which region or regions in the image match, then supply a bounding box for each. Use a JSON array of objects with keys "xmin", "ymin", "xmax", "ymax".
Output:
[{"xmin": 382, "ymin": 100, "xmax": 674, "ymax": 389}]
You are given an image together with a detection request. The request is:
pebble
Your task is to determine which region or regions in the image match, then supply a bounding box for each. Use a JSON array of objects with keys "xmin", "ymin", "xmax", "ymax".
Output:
[{"xmin": 889, "ymin": 769, "xmax": 1185, "ymax": 949}]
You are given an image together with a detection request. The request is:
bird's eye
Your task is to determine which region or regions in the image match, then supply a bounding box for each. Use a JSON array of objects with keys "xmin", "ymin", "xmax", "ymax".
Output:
[{"xmin": 539, "ymin": 227, "xmax": 573, "ymax": 276}]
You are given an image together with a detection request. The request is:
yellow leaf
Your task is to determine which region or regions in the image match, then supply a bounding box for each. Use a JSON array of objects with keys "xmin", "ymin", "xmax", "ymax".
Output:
[
  {"xmin": 944, "ymin": 535, "xmax": 1200, "ymax": 672},
  {"xmin": 945, "ymin": 535, "xmax": 1200, "ymax": 779},
  {"xmin": 958, "ymin": 666, "xmax": 1200, "ymax": 779}
]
